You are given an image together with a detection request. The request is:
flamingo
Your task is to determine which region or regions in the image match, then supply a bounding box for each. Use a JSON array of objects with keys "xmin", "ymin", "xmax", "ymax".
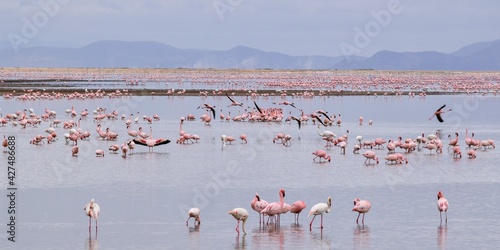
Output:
[
  {"xmin": 251, "ymin": 193, "xmax": 268, "ymax": 225},
  {"xmin": 186, "ymin": 207, "xmax": 201, "ymax": 226},
  {"xmin": 282, "ymin": 134, "xmax": 292, "ymax": 146},
  {"xmin": 84, "ymin": 199, "xmax": 100, "ymax": 232},
  {"xmin": 352, "ymin": 198, "xmax": 371, "ymax": 224},
  {"xmin": 133, "ymin": 127, "xmax": 170, "ymax": 152},
  {"xmin": 309, "ymin": 196, "xmax": 332, "ymax": 230},
  {"xmin": 273, "ymin": 133, "xmax": 285, "ymax": 143},
  {"xmin": 362, "ymin": 150, "xmax": 379, "ymax": 164},
  {"xmin": 290, "ymin": 200, "xmax": 307, "ymax": 223},
  {"xmin": 448, "ymin": 132, "xmax": 459, "ymax": 150},
  {"xmin": 261, "ymin": 189, "xmax": 286, "ymax": 225},
  {"xmin": 108, "ymin": 144, "xmax": 120, "ymax": 153},
  {"xmin": 127, "ymin": 125, "xmax": 138, "ymax": 138},
  {"xmin": 437, "ymin": 191, "xmax": 449, "ymax": 223},
  {"xmin": 138, "ymin": 126, "xmax": 149, "ymax": 139},
  {"xmin": 72, "ymin": 146, "xmax": 79, "ymax": 156},
  {"xmin": 228, "ymin": 208, "xmax": 248, "ymax": 234},
  {"xmin": 312, "ymin": 150, "xmax": 331, "ymax": 162},
  {"xmin": 467, "ymin": 149, "xmax": 477, "ymax": 158},
  {"xmin": 453, "ymin": 146, "xmax": 462, "ymax": 159},
  {"xmin": 429, "ymin": 104, "xmax": 452, "ymax": 122},
  {"xmin": 121, "ymin": 143, "xmax": 129, "ymax": 156},
  {"xmin": 197, "ymin": 103, "xmax": 216, "ymax": 119},
  {"xmin": 225, "ymin": 93, "xmax": 244, "ymax": 107},
  {"xmin": 239, "ymin": 134, "xmax": 247, "ymax": 144},
  {"xmin": 127, "ymin": 140, "xmax": 135, "ymax": 154},
  {"xmin": 2, "ymin": 135, "xmax": 8, "ymax": 151},
  {"xmin": 95, "ymin": 149, "xmax": 105, "ymax": 157}
]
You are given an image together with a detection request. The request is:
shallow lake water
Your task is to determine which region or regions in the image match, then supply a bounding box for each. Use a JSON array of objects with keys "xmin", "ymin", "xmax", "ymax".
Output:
[{"xmin": 0, "ymin": 93, "xmax": 499, "ymax": 249}]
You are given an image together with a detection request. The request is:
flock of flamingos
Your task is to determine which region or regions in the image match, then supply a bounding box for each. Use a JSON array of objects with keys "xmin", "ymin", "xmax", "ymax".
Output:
[{"xmin": 1, "ymin": 69, "xmax": 498, "ymax": 236}]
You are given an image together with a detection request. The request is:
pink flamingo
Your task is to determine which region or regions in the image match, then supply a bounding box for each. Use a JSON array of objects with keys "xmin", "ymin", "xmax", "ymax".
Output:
[
  {"xmin": 453, "ymin": 146, "xmax": 462, "ymax": 158},
  {"xmin": 228, "ymin": 208, "xmax": 248, "ymax": 234},
  {"xmin": 362, "ymin": 150, "xmax": 379, "ymax": 164},
  {"xmin": 447, "ymin": 132, "xmax": 459, "ymax": 150},
  {"xmin": 290, "ymin": 200, "xmax": 307, "ymax": 223},
  {"xmin": 84, "ymin": 199, "xmax": 100, "ymax": 232},
  {"xmin": 261, "ymin": 189, "xmax": 286, "ymax": 225},
  {"xmin": 127, "ymin": 125, "xmax": 138, "ymax": 138},
  {"xmin": 429, "ymin": 104, "xmax": 452, "ymax": 123},
  {"xmin": 239, "ymin": 134, "xmax": 247, "ymax": 144},
  {"xmin": 273, "ymin": 133, "xmax": 285, "ymax": 143},
  {"xmin": 309, "ymin": 196, "xmax": 332, "ymax": 230},
  {"xmin": 437, "ymin": 191, "xmax": 449, "ymax": 223},
  {"xmin": 2, "ymin": 135, "xmax": 8, "ymax": 151},
  {"xmin": 133, "ymin": 127, "xmax": 170, "ymax": 152},
  {"xmin": 312, "ymin": 150, "xmax": 331, "ymax": 162},
  {"xmin": 109, "ymin": 144, "xmax": 120, "ymax": 154},
  {"xmin": 186, "ymin": 207, "xmax": 201, "ymax": 226},
  {"xmin": 352, "ymin": 198, "xmax": 371, "ymax": 224},
  {"xmin": 95, "ymin": 149, "xmax": 105, "ymax": 157},
  {"xmin": 121, "ymin": 143, "xmax": 129, "ymax": 157},
  {"xmin": 251, "ymin": 193, "xmax": 269, "ymax": 225},
  {"xmin": 467, "ymin": 149, "xmax": 476, "ymax": 158},
  {"xmin": 226, "ymin": 93, "xmax": 244, "ymax": 107}
]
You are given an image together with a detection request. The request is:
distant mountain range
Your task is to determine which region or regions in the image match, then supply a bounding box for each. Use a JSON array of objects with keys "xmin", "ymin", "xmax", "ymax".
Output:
[{"xmin": 0, "ymin": 39, "xmax": 499, "ymax": 70}]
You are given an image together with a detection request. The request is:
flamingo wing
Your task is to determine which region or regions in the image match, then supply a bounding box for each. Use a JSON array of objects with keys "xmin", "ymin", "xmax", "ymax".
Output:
[
  {"xmin": 436, "ymin": 113, "xmax": 444, "ymax": 123},
  {"xmin": 132, "ymin": 138, "xmax": 149, "ymax": 146},
  {"xmin": 315, "ymin": 116, "xmax": 326, "ymax": 126},
  {"xmin": 291, "ymin": 116, "xmax": 301, "ymax": 129},
  {"xmin": 254, "ymin": 101, "xmax": 263, "ymax": 114},
  {"xmin": 154, "ymin": 138, "xmax": 171, "ymax": 146},
  {"xmin": 317, "ymin": 111, "xmax": 331, "ymax": 121},
  {"xmin": 437, "ymin": 104, "xmax": 446, "ymax": 111},
  {"xmin": 226, "ymin": 93, "xmax": 236, "ymax": 103}
]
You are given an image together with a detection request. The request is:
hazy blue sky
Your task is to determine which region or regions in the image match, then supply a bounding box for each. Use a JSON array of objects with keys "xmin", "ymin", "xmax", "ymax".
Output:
[{"xmin": 1, "ymin": 0, "xmax": 499, "ymax": 57}]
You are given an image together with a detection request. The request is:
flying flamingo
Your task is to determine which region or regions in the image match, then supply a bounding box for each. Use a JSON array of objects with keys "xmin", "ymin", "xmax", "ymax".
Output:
[
  {"xmin": 429, "ymin": 104, "xmax": 452, "ymax": 123},
  {"xmin": 251, "ymin": 193, "xmax": 268, "ymax": 225},
  {"xmin": 84, "ymin": 199, "xmax": 100, "ymax": 232},
  {"xmin": 260, "ymin": 189, "xmax": 286, "ymax": 226},
  {"xmin": 228, "ymin": 208, "xmax": 248, "ymax": 234},
  {"xmin": 312, "ymin": 150, "xmax": 331, "ymax": 162},
  {"xmin": 309, "ymin": 196, "xmax": 332, "ymax": 230},
  {"xmin": 437, "ymin": 191, "xmax": 449, "ymax": 223},
  {"xmin": 186, "ymin": 207, "xmax": 201, "ymax": 226},
  {"xmin": 133, "ymin": 127, "xmax": 170, "ymax": 152},
  {"xmin": 225, "ymin": 93, "xmax": 244, "ymax": 107},
  {"xmin": 290, "ymin": 200, "xmax": 307, "ymax": 223},
  {"xmin": 352, "ymin": 198, "xmax": 371, "ymax": 224},
  {"xmin": 197, "ymin": 103, "xmax": 216, "ymax": 119}
]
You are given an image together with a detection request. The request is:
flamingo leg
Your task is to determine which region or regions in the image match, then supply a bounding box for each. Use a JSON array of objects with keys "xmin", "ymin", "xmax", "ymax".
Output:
[
  {"xmin": 445, "ymin": 211, "xmax": 447, "ymax": 223},
  {"xmin": 440, "ymin": 211, "xmax": 442, "ymax": 222},
  {"xmin": 309, "ymin": 215, "xmax": 317, "ymax": 230},
  {"xmin": 362, "ymin": 213, "xmax": 365, "ymax": 224},
  {"xmin": 320, "ymin": 214, "xmax": 323, "ymax": 229},
  {"xmin": 89, "ymin": 217, "xmax": 91, "ymax": 231},
  {"xmin": 236, "ymin": 220, "xmax": 240, "ymax": 234},
  {"xmin": 356, "ymin": 213, "xmax": 360, "ymax": 224}
]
